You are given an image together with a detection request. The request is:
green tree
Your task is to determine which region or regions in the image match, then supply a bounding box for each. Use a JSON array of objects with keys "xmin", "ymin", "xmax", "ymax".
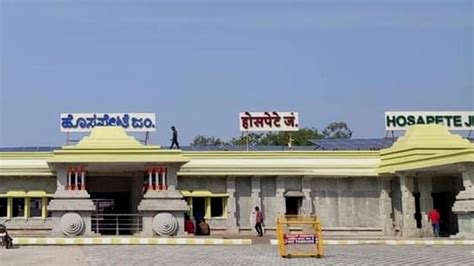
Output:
[
  {"xmin": 322, "ymin": 121, "xmax": 352, "ymax": 139},
  {"xmin": 262, "ymin": 127, "xmax": 323, "ymax": 146},
  {"xmin": 228, "ymin": 133, "xmax": 265, "ymax": 146},
  {"xmin": 190, "ymin": 135, "xmax": 224, "ymax": 146},
  {"xmin": 291, "ymin": 127, "xmax": 324, "ymax": 145},
  {"xmin": 229, "ymin": 128, "xmax": 323, "ymax": 146}
]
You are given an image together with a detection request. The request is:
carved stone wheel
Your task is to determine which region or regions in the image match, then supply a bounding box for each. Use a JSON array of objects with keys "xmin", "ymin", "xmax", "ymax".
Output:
[
  {"xmin": 60, "ymin": 212, "xmax": 85, "ymax": 236},
  {"xmin": 153, "ymin": 212, "xmax": 179, "ymax": 236}
]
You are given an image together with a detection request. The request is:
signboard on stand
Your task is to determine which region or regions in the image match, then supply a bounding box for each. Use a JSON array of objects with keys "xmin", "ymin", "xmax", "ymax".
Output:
[
  {"xmin": 284, "ymin": 234, "xmax": 318, "ymax": 245},
  {"xmin": 385, "ymin": 111, "xmax": 474, "ymax": 131},
  {"xmin": 60, "ymin": 113, "xmax": 156, "ymax": 132},
  {"xmin": 239, "ymin": 111, "xmax": 299, "ymax": 132}
]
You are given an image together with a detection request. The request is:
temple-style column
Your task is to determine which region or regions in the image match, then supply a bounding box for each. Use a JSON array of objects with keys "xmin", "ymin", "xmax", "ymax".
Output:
[
  {"xmin": 418, "ymin": 175, "xmax": 433, "ymax": 236},
  {"xmin": 398, "ymin": 173, "xmax": 418, "ymax": 237},
  {"xmin": 276, "ymin": 176, "xmax": 286, "ymax": 215},
  {"xmin": 166, "ymin": 165, "xmax": 178, "ymax": 191},
  {"xmin": 452, "ymin": 164, "xmax": 474, "ymax": 238},
  {"xmin": 81, "ymin": 170, "xmax": 86, "ymax": 190},
  {"xmin": 378, "ymin": 176, "xmax": 394, "ymax": 236},
  {"xmin": 138, "ymin": 164, "xmax": 189, "ymax": 237},
  {"xmin": 302, "ymin": 177, "xmax": 313, "ymax": 214},
  {"xmin": 147, "ymin": 169, "xmax": 153, "ymax": 190},
  {"xmin": 226, "ymin": 176, "xmax": 239, "ymax": 234},
  {"xmin": 48, "ymin": 166, "xmax": 96, "ymax": 237}
]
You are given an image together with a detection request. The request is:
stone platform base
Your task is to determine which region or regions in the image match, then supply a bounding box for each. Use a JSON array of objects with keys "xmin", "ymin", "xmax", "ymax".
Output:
[{"xmin": 13, "ymin": 237, "xmax": 252, "ymax": 245}]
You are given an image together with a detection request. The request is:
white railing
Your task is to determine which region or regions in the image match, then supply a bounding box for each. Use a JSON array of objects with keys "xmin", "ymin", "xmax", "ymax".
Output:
[{"xmin": 91, "ymin": 214, "xmax": 143, "ymax": 235}]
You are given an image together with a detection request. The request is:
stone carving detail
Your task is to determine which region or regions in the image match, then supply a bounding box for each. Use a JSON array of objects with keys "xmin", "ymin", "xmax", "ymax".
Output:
[
  {"xmin": 152, "ymin": 212, "xmax": 179, "ymax": 236},
  {"xmin": 60, "ymin": 212, "xmax": 85, "ymax": 236}
]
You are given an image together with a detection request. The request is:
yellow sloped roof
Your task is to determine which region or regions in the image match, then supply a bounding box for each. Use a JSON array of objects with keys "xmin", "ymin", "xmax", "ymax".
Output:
[
  {"xmin": 378, "ymin": 125, "xmax": 474, "ymax": 174},
  {"xmin": 47, "ymin": 127, "xmax": 189, "ymax": 164}
]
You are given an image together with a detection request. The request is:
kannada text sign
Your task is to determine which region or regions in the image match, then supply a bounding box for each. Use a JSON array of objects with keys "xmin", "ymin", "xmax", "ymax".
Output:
[{"xmin": 60, "ymin": 113, "xmax": 156, "ymax": 132}]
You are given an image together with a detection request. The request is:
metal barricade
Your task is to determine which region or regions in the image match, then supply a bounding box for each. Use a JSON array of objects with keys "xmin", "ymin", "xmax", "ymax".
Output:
[
  {"xmin": 276, "ymin": 215, "xmax": 324, "ymax": 258},
  {"xmin": 91, "ymin": 214, "xmax": 143, "ymax": 235}
]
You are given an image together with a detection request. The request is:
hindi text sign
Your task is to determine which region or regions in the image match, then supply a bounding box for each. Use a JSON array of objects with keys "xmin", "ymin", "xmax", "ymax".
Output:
[
  {"xmin": 283, "ymin": 234, "xmax": 317, "ymax": 245},
  {"xmin": 239, "ymin": 112, "xmax": 299, "ymax": 132}
]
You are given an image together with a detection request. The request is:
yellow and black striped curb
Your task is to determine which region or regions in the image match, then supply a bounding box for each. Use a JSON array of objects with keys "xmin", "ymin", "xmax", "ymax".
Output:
[
  {"xmin": 13, "ymin": 237, "xmax": 252, "ymax": 245},
  {"xmin": 270, "ymin": 239, "xmax": 474, "ymax": 245}
]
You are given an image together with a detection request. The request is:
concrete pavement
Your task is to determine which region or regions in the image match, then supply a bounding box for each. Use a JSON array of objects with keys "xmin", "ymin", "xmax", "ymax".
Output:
[{"xmin": 1, "ymin": 245, "xmax": 473, "ymax": 265}]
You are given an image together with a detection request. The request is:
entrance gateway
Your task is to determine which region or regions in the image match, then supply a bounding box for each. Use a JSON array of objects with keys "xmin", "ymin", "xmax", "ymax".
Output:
[{"xmin": 46, "ymin": 127, "xmax": 189, "ymax": 236}]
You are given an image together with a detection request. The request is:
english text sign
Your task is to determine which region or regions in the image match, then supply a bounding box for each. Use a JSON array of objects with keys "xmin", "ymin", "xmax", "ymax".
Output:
[{"xmin": 385, "ymin": 111, "xmax": 474, "ymax": 131}]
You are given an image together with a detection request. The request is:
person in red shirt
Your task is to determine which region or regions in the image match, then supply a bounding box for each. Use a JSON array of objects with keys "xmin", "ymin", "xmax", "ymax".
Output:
[
  {"xmin": 254, "ymin": 206, "xmax": 264, "ymax": 237},
  {"xmin": 427, "ymin": 208, "xmax": 441, "ymax": 237},
  {"xmin": 184, "ymin": 214, "xmax": 195, "ymax": 234}
]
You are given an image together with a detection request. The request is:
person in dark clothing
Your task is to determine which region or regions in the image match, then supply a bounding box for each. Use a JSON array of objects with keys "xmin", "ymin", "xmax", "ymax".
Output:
[
  {"xmin": 198, "ymin": 218, "xmax": 210, "ymax": 236},
  {"xmin": 194, "ymin": 211, "xmax": 204, "ymax": 235},
  {"xmin": 170, "ymin": 126, "xmax": 180, "ymax": 149}
]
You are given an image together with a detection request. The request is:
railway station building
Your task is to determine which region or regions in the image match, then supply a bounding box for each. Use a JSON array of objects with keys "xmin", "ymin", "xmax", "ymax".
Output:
[{"xmin": 0, "ymin": 125, "xmax": 473, "ymax": 238}]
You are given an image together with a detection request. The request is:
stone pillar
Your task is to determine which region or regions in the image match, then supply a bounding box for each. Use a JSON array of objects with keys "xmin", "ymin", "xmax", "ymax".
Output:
[
  {"xmin": 398, "ymin": 173, "xmax": 418, "ymax": 237},
  {"xmin": 138, "ymin": 165, "xmax": 189, "ymax": 237},
  {"xmin": 452, "ymin": 164, "xmax": 474, "ymax": 238},
  {"xmin": 48, "ymin": 166, "xmax": 96, "ymax": 237},
  {"xmin": 226, "ymin": 176, "xmax": 239, "ymax": 234},
  {"xmin": 378, "ymin": 176, "xmax": 394, "ymax": 236},
  {"xmin": 418, "ymin": 176, "xmax": 433, "ymax": 236},
  {"xmin": 138, "ymin": 190, "xmax": 189, "ymax": 237},
  {"xmin": 250, "ymin": 176, "xmax": 261, "ymax": 226},
  {"xmin": 302, "ymin": 177, "xmax": 313, "ymax": 214},
  {"xmin": 165, "ymin": 164, "xmax": 179, "ymax": 191},
  {"xmin": 276, "ymin": 176, "xmax": 286, "ymax": 216}
]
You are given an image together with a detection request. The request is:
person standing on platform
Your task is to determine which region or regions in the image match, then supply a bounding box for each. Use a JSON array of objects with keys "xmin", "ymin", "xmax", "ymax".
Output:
[
  {"xmin": 254, "ymin": 206, "xmax": 264, "ymax": 237},
  {"xmin": 170, "ymin": 126, "xmax": 180, "ymax": 149},
  {"xmin": 184, "ymin": 214, "xmax": 195, "ymax": 234},
  {"xmin": 198, "ymin": 218, "xmax": 210, "ymax": 236},
  {"xmin": 428, "ymin": 208, "xmax": 441, "ymax": 237}
]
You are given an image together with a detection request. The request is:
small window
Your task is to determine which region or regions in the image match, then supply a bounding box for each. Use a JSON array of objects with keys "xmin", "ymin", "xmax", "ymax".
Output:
[
  {"xmin": 211, "ymin": 197, "xmax": 224, "ymax": 217},
  {"xmin": 0, "ymin": 198, "xmax": 7, "ymax": 217},
  {"xmin": 30, "ymin": 198, "xmax": 43, "ymax": 218},
  {"xmin": 12, "ymin": 198, "xmax": 25, "ymax": 217},
  {"xmin": 192, "ymin": 197, "xmax": 205, "ymax": 220},
  {"xmin": 47, "ymin": 198, "xmax": 53, "ymax": 217}
]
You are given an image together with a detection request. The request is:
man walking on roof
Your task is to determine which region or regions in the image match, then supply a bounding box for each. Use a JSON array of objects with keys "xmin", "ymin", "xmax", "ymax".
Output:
[{"xmin": 170, "ymin": 126, "xmax": 180, "ymax": 149}]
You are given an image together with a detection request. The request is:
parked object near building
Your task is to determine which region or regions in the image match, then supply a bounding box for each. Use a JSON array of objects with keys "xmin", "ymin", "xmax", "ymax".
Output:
[
  {"xmin": 0, "ymin": 224, "xmax": 13, "ymax": 249},
  {"xmin": 276, "ymin": 215, "xmax": 324, "ymax": 258}
]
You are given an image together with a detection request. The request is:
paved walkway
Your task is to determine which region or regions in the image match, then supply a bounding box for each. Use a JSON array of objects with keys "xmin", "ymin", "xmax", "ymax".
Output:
[{"xmin": 1, "ymin": 245, "xmax": 473, "ymax": 265}]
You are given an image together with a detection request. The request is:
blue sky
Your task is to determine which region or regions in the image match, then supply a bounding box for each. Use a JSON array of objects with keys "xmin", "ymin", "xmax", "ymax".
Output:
[{"xmin": 0, "ymin": 0, "xmax": 472, "ymax": 146}]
